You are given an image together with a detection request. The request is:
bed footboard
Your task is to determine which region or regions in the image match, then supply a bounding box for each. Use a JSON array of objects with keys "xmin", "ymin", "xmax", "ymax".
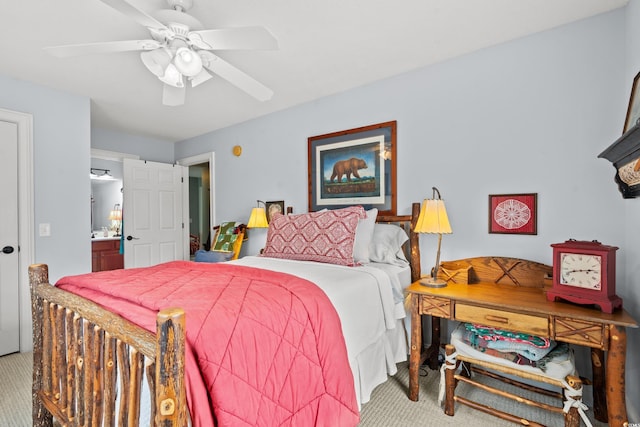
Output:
[{"xmin": 28, "ymin": 264, "xmax": 188, "ymax": 426}]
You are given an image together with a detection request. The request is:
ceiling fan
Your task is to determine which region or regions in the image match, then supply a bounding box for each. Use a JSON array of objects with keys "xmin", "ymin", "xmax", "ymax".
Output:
[{"xmin": 45, "ymin": 0, "xmax": 277, "ymax": 106}]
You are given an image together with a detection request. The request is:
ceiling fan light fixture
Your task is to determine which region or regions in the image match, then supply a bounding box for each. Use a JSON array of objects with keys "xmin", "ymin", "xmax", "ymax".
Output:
[
  {"xmin": 186, "ymin": 32, "xmax": 211, "ymax": 50},
  {"xmin": 174, "ymin": 47, "xmax": 203, "ymax": 77},
  {"xmin": 159, "ymin": 63, "xmax": 184, "ymax": 87},
  {"xmin": 44, "ymin": 0, "xmax": 279, "ymax": 105},
  {"xmin": 141, "ymin": 49, "xmax": 171, "ymax": 77}
]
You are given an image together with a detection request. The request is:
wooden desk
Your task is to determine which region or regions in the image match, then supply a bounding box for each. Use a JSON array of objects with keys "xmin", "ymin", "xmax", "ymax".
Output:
[{"xmin": 407, "ymin": 280, "xmax": 638, "ymax": 425}]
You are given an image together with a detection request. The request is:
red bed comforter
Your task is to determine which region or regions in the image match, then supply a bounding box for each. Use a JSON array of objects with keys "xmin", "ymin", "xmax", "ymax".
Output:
[{"xmin": 56, "ymin": 261, "xmax": 359, "ymax": 426}]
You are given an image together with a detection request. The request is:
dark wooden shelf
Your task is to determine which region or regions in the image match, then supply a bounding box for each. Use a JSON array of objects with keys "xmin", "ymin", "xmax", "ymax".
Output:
[{"xmin": 598, "ymin": 122, "xmax": 640, "ymax": 198}]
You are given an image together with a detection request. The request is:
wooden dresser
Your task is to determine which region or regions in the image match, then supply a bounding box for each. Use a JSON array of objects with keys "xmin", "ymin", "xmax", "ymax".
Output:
[
  {"xmin": 407, "ymin": 256, "xmax": 638, "ymax": 425},
  {"xmin": 91, "ymin": 238, "xmax": 123, "ymax": 272}
]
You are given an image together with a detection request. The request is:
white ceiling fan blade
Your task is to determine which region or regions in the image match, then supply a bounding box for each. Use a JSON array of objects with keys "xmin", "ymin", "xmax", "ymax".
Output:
[
  {"xmin": 189, "ymin": 27, "xmax": 278, "ymax": 50},
  {"xmin": 45, "ymin": 40, "xmax": 161, "ymax": 57},
  {"xmin": 201, "ymin": 52, "xmax": 273, "ymax": 101},
  {"xmin": 162, "ymin": 83, "xmax": 186, "ymax": 106},
  {"xmin": 190, "ymin": 69, "xmax": 212, "ymax": 87},
  {"xmin": 99, "ymin": 0, "xmax": 167, "ymax": 30}
]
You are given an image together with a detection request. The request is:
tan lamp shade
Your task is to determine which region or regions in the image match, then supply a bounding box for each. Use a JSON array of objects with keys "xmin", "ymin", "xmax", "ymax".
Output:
[
  {"xmin": 107, "ymin": 204, "xmax": 123, "ymax": 236},
  {"xmin": 247, "ymin": 207, "xmax": 269, "ymax": 228},
  {"xmin": 415, "ymin": 198, "xmax": 452, "ymax": 234},
  {"xmin": 416, "ymin": 187, "xmax": 452, "ymax": 288},
  {"xmin": 108, "ymin": 209, "xmax": 122, "ymax": 221}
]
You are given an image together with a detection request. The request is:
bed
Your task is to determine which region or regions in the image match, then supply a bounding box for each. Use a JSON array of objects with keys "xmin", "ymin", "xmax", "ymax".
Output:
[{"xmin": 28, "ymin": 203, "xmax": 421, "ymax": 426}]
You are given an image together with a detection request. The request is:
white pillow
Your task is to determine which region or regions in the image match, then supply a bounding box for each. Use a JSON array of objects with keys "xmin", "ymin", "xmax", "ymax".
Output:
[
  {"xmin": 353, "ymin": 208, "xmax": 378, "ymax": 264},
  {"xmin": 368, "ymin": 223, "xmax": 409, "ymax": 266}
]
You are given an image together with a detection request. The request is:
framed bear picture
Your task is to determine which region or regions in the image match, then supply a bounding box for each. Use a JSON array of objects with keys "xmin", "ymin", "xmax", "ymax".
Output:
[{"xmin": 307, "ymin": 121, "xmax": 397, "ymax": 215}]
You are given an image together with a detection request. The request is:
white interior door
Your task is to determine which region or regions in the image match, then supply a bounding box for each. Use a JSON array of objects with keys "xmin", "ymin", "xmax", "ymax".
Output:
[
  {"xmin": 0, "ymin": 120, "xmax": 20, "ymax": 356},
  {"xmin": 123, "ymin": 159, "xmax": 187, "ymax": 268}
]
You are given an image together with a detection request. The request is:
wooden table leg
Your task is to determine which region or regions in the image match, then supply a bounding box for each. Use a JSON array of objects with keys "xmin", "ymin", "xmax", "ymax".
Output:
[
  {"xmin": 590, "ymin": 348, "xmax": 607, "ymax": 422},
  {"xmin": 424, "ymin": 317, "xmax": 441, "ymax": 370},
  {"xmin": 420, "ymin": 316, "xmax": 440, "ymax": 371},
  {"xmin": 429, "ymin": 316, "xmax": 440, "ymax": 371},
  {"xmin": 606, "ymin": 325, "xmax": 628, "ymax": 426},
  {"xmin": 444, "ymin": 344, "xmax": 456, "ymax": 416},
  {"xmin": 408, "ymin": 293, "xmax": 421, "ymax": 401}
]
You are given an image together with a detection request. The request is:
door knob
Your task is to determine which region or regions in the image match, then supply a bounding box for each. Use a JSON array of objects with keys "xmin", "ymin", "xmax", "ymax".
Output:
[
  {"xmin": 2, "ymin": 246, "xmax": 15, "ymax": 254},
  {"xmin": 126, "ymin": 236, "xmax": 140, "ymax": 241}
]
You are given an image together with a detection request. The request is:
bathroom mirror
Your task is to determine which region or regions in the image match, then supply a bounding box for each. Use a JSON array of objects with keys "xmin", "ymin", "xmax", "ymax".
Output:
[{"xmin": 91, "ymin": 159, "xmax": 123, "ymax": 236}]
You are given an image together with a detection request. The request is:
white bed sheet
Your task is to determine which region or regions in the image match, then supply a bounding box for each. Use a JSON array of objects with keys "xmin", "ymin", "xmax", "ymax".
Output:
[{"xmin": 231, "ymin": 256, "xmax": 411, "ymax": 406}]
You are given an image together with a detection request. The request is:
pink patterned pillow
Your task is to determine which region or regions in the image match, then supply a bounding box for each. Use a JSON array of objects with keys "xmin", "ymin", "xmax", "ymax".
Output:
[{"xmin": 262, "ymin": 206, "xmax": 366, "ymax": 266}]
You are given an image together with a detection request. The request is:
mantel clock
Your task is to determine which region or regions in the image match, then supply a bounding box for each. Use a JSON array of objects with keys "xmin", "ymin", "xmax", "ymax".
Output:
[{"xmin": 547, "ymin": 239, "xmax": 622, "ymax": 313}]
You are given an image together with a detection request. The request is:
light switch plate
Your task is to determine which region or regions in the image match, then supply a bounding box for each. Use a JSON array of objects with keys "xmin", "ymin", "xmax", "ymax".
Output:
[{"xmin": 39, "ymin": 223, "xmax": 51, "ymax": 237}]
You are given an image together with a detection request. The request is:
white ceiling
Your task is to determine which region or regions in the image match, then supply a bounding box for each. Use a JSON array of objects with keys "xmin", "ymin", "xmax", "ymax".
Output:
[{"xmin": 0, "ymin": 0, "xmax": 628, "ymax": 142}]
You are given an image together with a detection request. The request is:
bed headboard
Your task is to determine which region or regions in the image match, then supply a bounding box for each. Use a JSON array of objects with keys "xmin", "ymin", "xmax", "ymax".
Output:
[{"xmin": 376, "ymin": 202, "xmax": 421, "ymax": 283}]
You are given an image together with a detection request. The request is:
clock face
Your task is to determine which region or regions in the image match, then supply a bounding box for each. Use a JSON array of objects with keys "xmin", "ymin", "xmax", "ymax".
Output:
[{"xmin": 560, "ymin": 253, "xmax": 602, "ymax": 290}]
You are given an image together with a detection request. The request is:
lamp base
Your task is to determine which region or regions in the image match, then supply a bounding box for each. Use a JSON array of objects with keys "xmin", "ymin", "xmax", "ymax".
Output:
[{"xmin": 419, "ymin": 277, "xmax": 447, "ymax": 288}]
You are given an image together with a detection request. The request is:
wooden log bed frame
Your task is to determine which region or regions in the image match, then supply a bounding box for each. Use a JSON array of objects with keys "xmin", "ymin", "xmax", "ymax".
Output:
[
  {"xmin": 29, "ymin": 265, "xmax": 188, "ymax": 426},
  {"xmin": 28, "ymin": 203, "xmax": 421, "ymax": 426}
]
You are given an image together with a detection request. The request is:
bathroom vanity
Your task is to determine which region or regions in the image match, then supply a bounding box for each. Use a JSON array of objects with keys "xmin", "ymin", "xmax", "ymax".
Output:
[{"xmin": 91, "ymin": 237, "xmax": 123, "ymax": 272}]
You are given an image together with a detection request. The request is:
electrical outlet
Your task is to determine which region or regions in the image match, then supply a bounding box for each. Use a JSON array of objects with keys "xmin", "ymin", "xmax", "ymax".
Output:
[{"xmin": 39, "ymin": 223, "xmax": 51, "ymax": 237}]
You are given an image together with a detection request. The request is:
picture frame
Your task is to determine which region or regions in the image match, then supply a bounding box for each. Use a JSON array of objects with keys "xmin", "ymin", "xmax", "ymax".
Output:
[
  {"xmin": 488, "ymin": 193, "xmax": 537, "ymax": 235},
  {"xmin": 265, "ymin": 200, "xmax": 285, "ymax": 223},
  {"xmin": 308, "ymin": 121, "xmax": 397, "ymax": 215},
  {"xmin": 624, "ymin": 71, "xmax": 640, "ymax": 133}
]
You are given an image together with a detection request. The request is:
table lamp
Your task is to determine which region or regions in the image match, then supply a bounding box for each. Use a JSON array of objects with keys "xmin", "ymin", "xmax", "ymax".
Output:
[
  {"xmin": 108, "ymin": 204, "xmax": 122, "ymax": 236},
  {"xmin": 247, "ymin": 200, "xmax": 269, "ymax": 228},
  {"xmin": 415, "ymin": 187, "xmax": 452, "ymax": 287}
]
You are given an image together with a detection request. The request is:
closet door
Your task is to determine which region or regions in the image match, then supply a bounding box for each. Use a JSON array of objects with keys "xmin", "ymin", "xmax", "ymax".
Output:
[{"xmin": 0, "ymin": 120, "xmax": 19, "ymax": 356}]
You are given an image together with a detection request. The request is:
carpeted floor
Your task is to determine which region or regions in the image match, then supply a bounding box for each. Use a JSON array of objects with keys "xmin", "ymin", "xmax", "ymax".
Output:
[
  {"xmin": 0, "ymin": 352, "xmax": 606, "ymax": 426},
  {"xmin": 0, "ymin": 352, "xmax": 33, "ymax": 427}
]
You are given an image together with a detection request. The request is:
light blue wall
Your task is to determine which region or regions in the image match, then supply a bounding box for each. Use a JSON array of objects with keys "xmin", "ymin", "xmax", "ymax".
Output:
[
  {"xmin": 176, "ymin": 8, "xmax": 640, "ymax": 416},
  {"xmin": 176, "ymin": 9, "xmax": 626, "ymax": 262},
  {"xmin": 92, "ymin": 127, "xmax": 175, "ymax": 163},
  {"xmin": 0, "ymin": 76, "xmax": 92, "ymax": 277},
  {"xmin": 0, "ymin": 74, "xmax": 91, "ymax": 351}
]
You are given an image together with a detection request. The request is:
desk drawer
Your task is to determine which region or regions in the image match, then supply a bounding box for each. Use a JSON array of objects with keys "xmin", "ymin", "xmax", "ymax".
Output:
[
  {"xmin": 553, "ymin": 317, "xmax": 605, "ymax": 349},
  {"xmin": 419, "ymin": 295, "xmax": 451, "ymax": 318},
  {"xmin": 455, "ymin": 304, "xmax": 549, "ymax": 336}
]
